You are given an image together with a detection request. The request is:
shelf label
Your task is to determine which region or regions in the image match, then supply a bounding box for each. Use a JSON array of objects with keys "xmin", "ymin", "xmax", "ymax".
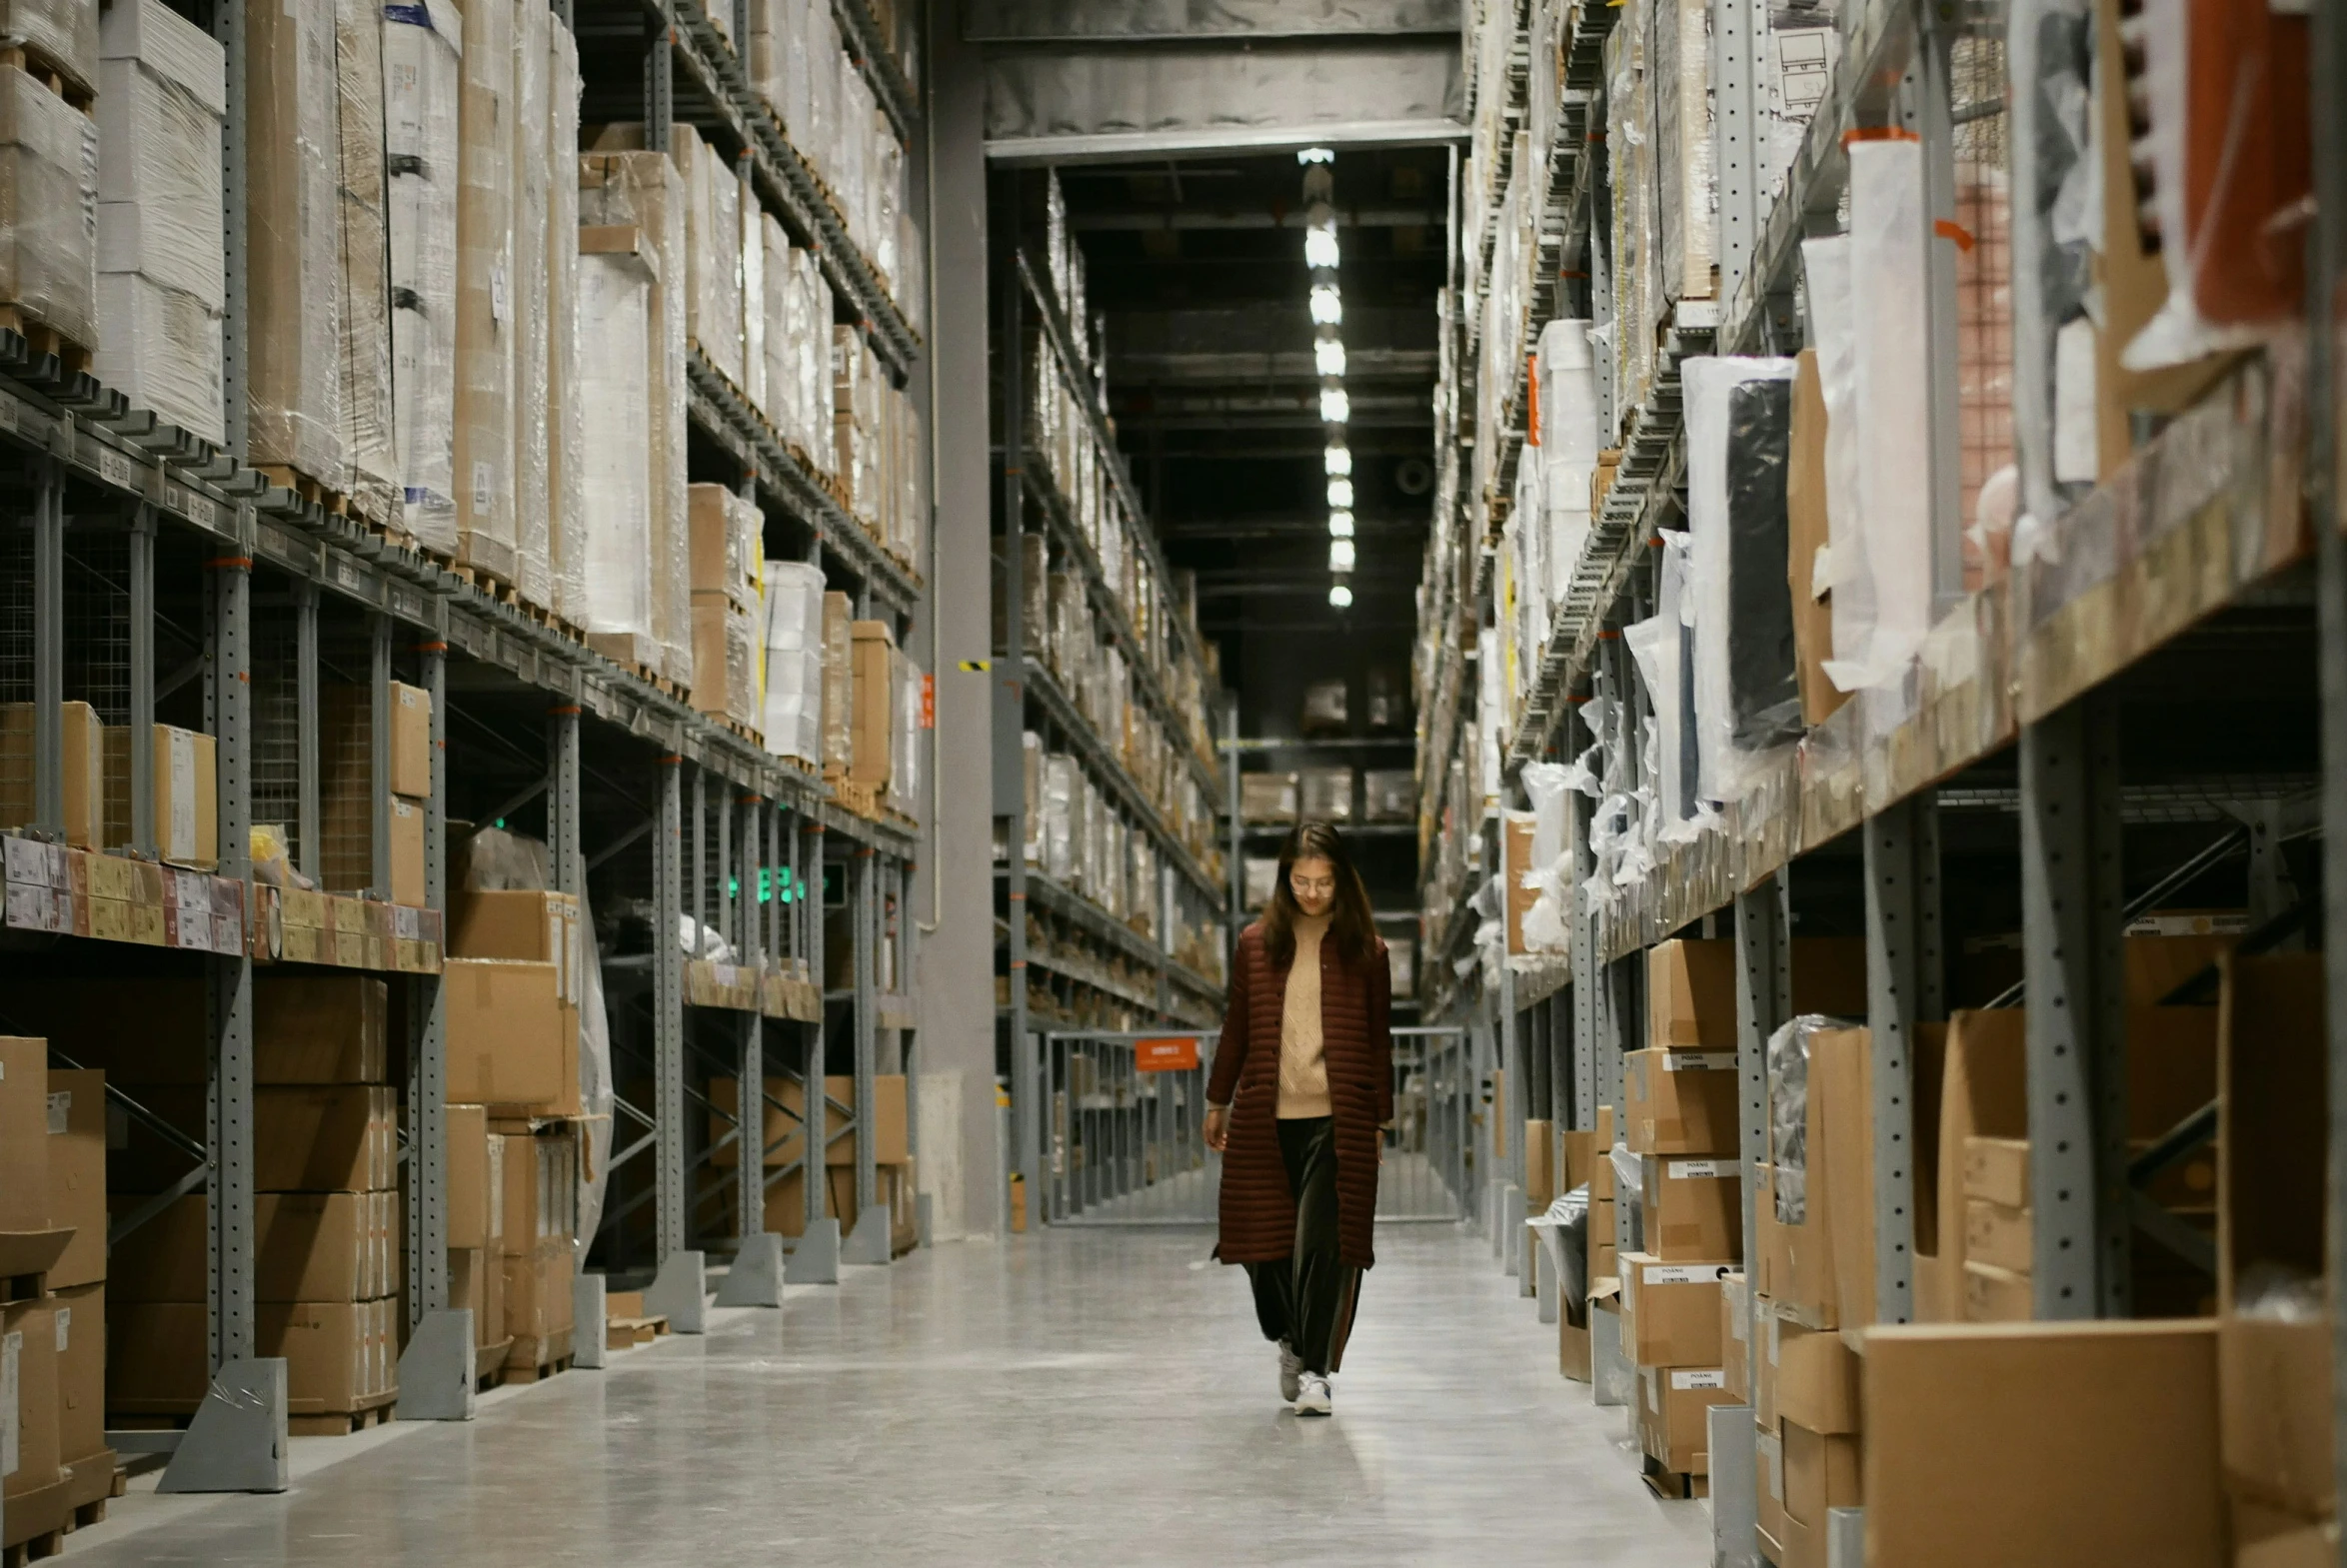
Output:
[
  {"xmin": 1642, "ymin": 1263, "xmax": 1731, "ymax": 1286},
  {"xmin": 95, "ymin": 444, "xmax": 138, "ymax": 495},
  {"xmin": 333, "ymin": 556, "xmax": 363, "ymax": 593},
  {"xmin": 1667, "ymin": 1159, "xmax": 1731, "ymax": 1180}
]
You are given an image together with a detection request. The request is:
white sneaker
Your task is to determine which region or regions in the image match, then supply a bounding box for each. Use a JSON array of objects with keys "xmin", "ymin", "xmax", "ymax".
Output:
[
  {"xmin": 1293, "ymin": 1373, "xmax": 1331, "ymax": 1417},
  {"xmin": 1277, "ymin": 1341, "xmax": 1303, "ymax": 1403}
]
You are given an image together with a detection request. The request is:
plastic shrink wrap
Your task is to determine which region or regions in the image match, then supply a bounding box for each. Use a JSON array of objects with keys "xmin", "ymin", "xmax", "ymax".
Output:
[
  {"xmin": 739, "ymin": 166, "xmax": 765, "ymax": 420},
  {"xmin": 245, "ymin": 0, "xmax": 342, "ymax": 482},
  {"xmin": 759, "ymin": 560, "xmax": 824, "ymax": 765},
  {"xmin": 3, "ymin": 0, "xmax": 96, "ymax": 90},
  {"xmin": 575, "ymin": 153, "xmax": 668, "ymax": 666},
  {"xmin": 333, "ymin": 0, "xmax": 397, "ymax": 528},
  {"xmin": 1685, "ymin": 356, "xmax": 1798, "ymax": 803},
  {"xmin": 1650, "ymin": 0, "xmax": 1713, "ymax": 303},
  {"xmin": 452, "ymin": 0, "xmax": 513, "ymax": 582},
  {"xmin": 383, "ymin": 0, "xmax": 459, "ymax": 554},
  {"xmin": 95, "ymin": 0, "xmax": 220, "ymax": 443},
  {"xmin": 690, "ymin": 594, "xmax": 758, "ymax": 729},
  {"xmin": 1536, "ymin": 319, "xmax": 1598, "ymax": 607},
  {"xmin": 820, "ymin": 590, "xmax": 851, "ymax": 774},
  {"xmin": 888, "ymin": 645, "xmax": 919, "ymax": 818},
  {"xmin": 673, "ymin": 126, "xmax": 742, "ymax": 390},
  {"xmin": 758, "ymin": 213, "xmax": 791, "ymax": 447},
  {"xmin": 546, "ymin": 19, "xmax": 585, "ymax": 626},
  {"xmin": 511, "ymin": 0, "xmax": 551, "ymax": 610}
]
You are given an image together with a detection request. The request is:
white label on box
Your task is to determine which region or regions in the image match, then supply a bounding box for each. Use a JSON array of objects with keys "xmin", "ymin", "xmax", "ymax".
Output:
[
  {"xmin": 1669, "ymin": 1159, "xmax": 1731, "ymax": 1180},
  {"xmin": 1669, "ymin": 1369, "xmax": 1725, "ymax": 1391},
  {"xmin": 1660, "ymin": 1051, "xmax": 1734, "ymax": 1071},
  {"xmin": 472, "ymin": 462, "xmax": 494, "ymax": 511},
  {"xmin": 1644, "ymin": 1263, "xmax": 1730, "ymax": 1286},
  {"xmin": 53, "ymin": 1307, "xmax": 67, "ymax": 1352},
  {"xmin": 46, "ymin": 1091, "xmax": 68, "ymax": 1135}
]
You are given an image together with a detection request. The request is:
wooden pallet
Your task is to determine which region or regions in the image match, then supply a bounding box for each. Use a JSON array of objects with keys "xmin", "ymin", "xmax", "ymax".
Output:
[
  {"xmin": 0, "ymin": 46, "xmax": 93, "ymax": 111},
  {"xmin": 829, "ymin": 777, "xmax": 881, "ymax": 818},
  {"xmin": 0, "ymin": 304, "xmax": 91, "ymax": 379},
  {"xmin": 288, "ymin": 1394, "xmax": 396, "ymax": 1437},
  {"xmin": 2, "ymin": 1478, "xmax": 69, "ymax": 1565},
  {"xmin": 605, "ymin": 1313, "xmax": 669, "ymax": 1350},
  {"xmin": 474, "ymin": 1335, "xmax": 517, "ymax": 1391},
  {"xmin": 500, "ymin": 1352, "xmax": 574, "ymax": 1386},
  {"xmin": 1637, "ymin": 1457, "xmax": 1706, "ymax": 1501},
  {"xmin": 255, "ymin": 464, "xmax": 352, "ymax": 519}
]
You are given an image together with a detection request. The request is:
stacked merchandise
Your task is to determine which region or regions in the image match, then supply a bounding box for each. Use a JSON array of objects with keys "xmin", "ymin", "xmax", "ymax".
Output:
[
  {"xmin": 319, "ymin": 677, "xmax": 432, "ymax": 905},
  {"xmin": 687, "ymin": 484, "xmax": 762, "ymax": 732},
  {"xmin": 446, "ymin": 885, "xmax": 587, "ymax": 1377},
  {"xmin": 0, "ymin": 0, "xmax": 96, "ymax": 378},
  {"xmin": 75, "ymin": 979, "xmax": 402, "ymax": 1430},
  {"xmin": 450, "ymin": 0, "xmax": 513, "ymax": 582},
  {"xmin": 1363, "ymin": 769, "xmax": 1413, "ymax": 822},
  {"xmin": 732, "ymin": 1071, "xmax": 918, "ymax": 1255},
  {"xmin": 849, "ymin": 617, "xmax": 896, "ymax": 806},
  {"xmin": 819, "ymin": 590, "xmax": 853, "ymax": 777},
  {"xmin": 94, "ymin": 0, "xmax": 222, "ymax": 445},
  {"xmin": 244, "ymin": 0, "xmax": 343, "ymax": 493},
  {"xmin": 834, "ymin": 325, "xmax": 927, "ymax": 571},
  {"xmin": 383, "ymin": 0, "xmax": 461, "ymax": 552},
  {"xmin": 888, "ymin": 640, "xmax": 920, "ymax": 818},
  {"xmin": 1296, "ymin": 767, "xmax": 1352, "ymax": 823},
  {"xmin": 331, "ymin": 0, "xmax": 396, "ymax": 531},
  {"xmin": 578, "ymin": 144, "xmax": 692, "ymax": 690},
  {"xmin": 0, "ymin": 1035, "xmax": 116, "ymax": 1546},
  {"xmin": 760, "ymin": 560, "xmax": 825, "ymax": 766}
]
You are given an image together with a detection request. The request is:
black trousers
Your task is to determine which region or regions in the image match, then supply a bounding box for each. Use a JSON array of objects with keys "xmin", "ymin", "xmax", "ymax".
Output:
[{"xmin": 1244, "ymin": 1116, "xmax": 1362, "ymax": 1376}]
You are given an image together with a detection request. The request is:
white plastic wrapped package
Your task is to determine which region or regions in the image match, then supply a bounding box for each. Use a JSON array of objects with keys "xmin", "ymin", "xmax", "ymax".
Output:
[
  {"xmin": 759, "ymin": 559, "xmax": 823, "ymax": 763},
  {"xmin": 1044, "ymin": 754, "xmax": 1077, "ymax": 883},
  {"xmin": 333, "ymin": 0, "xmax": 396, "ymax": 527},
  {"xmin": 576, "ymin": 246, "xmax": 652, "ymax": 642},
  {"xmin": 758, "ymin": 213, "xmax": 791, "ymax": 447},
  {"xmin": 451, "ymin": 0, "xmax": 512, "ymax": 581},
  {"xmin": 1838, "ymin": 141, "xmax": 1934, "ymax": 691},
  {"xmin": 510, "ymin": 0, "xmax": 550, "ymax": 609},
  {"xmin": 739, "ymin": 168, "xmax": 765, "ymax": 420},
  {"xmin": 888, "ymin": 646, "xmax": 920, "ymax": 818},
  {"xmin": 1765, "ymin": 1014, "xmax": 1831, "ymax": 1224},
  {"xmin": 1764, "ymin": 19, "xmax": 1836, "ymax": 199},
  {"xmin": 800, "ymin": 251, "xmax": 834, "ymax": 470},
  {"xmin": 1536, "ymin": 318, "xmax": 1598, "ymax": 603},
  {"xmin": 95, "ymin": 0, "xmax": 222, "ymax": 441},
  {"xmin": 245, "ymin": 0, "xmax": 343, "ymax": 482},
  {"xmin": 546, "ymin": 18, "xmax": 585, "ymax": 625},
  {"xmin": 1803, "ymin": 235, "xmax": 1868, "ymax": 691},
  {"xmin": 674, "ymin": 126, "xmax": 743, "ymax": 388},
  {"xmin": 383, "ymin": 0, "xmax": 459, "ymax": 553},
  {"xmin": 1650, "ymin": 0, "xmax": 1713, "ymax": 302},
  {"xmin": 1684, "ymin": 355, "xmax": 1797, "ymax": 803}
]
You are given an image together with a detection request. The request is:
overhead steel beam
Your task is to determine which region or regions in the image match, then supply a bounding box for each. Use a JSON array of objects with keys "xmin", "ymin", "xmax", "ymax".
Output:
[
  {"xmin": 1111, "ymin": 348, "xmax": 1438, "ymax": 385},
  {"xmin": 983, "ymin": 38, "xmax": 1463, "ymax": 164},
  {"xmin": 966, "ymin": 0, "xmax": 1458, "ymax": 42},
  {"xmin": 1072, "ymin": 207, "xmax": 1443, "ymax": 232}
]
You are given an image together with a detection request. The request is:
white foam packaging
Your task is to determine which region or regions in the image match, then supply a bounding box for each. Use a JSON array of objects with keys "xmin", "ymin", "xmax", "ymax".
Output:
[
  {"xmin": 383, "ymin": 0, "xmax": 461, "ymax": 554},
  {"xmin": 95, "ymin": 0, "xmax": 220, "ymax": 441}
]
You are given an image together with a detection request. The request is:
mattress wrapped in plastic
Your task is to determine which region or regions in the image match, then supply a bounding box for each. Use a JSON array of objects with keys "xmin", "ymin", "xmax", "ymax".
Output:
[
  {"xmin": 383, "ymin": 0, "xmax": 459, "ymax": 553},
  {"xmin": 334, "ymin": 0, "xmax": 396, "ymax": 527},
  {"xmin": 245, "ymin": 0, "xmax": 342, "ymax": 481},
  {"xmin": 452, "ymin": 0, "xmax": 512, "ymax": 581},
  {"xmin": 759, "ymin": 559, "xmax": 824, "ymax": 764},
  {"xmin": 576, "ymin": 242, "xmax": 653, "ymax": 645}
]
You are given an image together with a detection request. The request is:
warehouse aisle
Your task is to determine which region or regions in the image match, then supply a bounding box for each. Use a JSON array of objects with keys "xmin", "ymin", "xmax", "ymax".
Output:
[{"xmin": 67, "ymin": 1228, "xmax": 1704, "ymax": 1567}]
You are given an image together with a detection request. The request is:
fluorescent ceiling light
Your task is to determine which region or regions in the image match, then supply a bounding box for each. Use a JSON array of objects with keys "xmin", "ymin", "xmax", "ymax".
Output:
[
  {"xmin": 1323, "ymin": 445, "xmax": 1351, "ymax": 477},
  {"xmin": 1304, "ymin": 224, "xmax": 1340, "ymax": 269},
  {"xmin": 1297, "ymin": 147, "xmax": 1335, "ymax": 164},
  {"xmin": 1319, "ymin": 388, "xmax": 1349, "ymax": 423},
  {"xmin": 1328, "ymin": 582, "xmax": 1353, "ymax": 608},
  {"xmin": 1326, "ymin": 477, "xmax": 1353, "ymax": 509},
  {"xmin": 1328, "ymin": 511, "xmax": 1354, "ymax": 538},
  {"xmin": 1308, "ymin": 285, "xmax": 1342, "ymax": 326},
  {"xmin": 1314, "ymin": 339, "xmax": 1346, "ymax": 377},
  {"xmin": 1328, "ymin": 539, "xmax": 1356, "ymax": 572}
]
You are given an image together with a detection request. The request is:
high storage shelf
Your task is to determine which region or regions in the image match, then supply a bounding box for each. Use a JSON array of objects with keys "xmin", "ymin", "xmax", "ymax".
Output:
[
  {"xmin": 0, "ymin": 0, "xmax": 934, "ymax": 1495},
  {"xmin": 1424, "ymin": 0, "xmax": 2345, "ymax": 1548}
]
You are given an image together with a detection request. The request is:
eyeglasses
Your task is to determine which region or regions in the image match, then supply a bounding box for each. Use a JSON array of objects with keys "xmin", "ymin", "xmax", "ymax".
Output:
[{"xmin": 1290, "ymin": 874, "xmax": 1335, "ymax": 896}]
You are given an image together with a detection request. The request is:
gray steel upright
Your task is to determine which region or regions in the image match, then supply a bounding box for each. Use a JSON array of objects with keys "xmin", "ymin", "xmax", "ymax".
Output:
[
  {"xmin": 1733, "ymin": 876, "xmax": 1790, "ymax": 1327},
  {"xmin": 549, "ymin": 704, "xmax": 581, "ymax": 895},
  {"xmin": 1711, "ymin": 0, "xmax": 1762, "ymax": 309},
  {"xmin": 718, "ymin": 789, "xmax": 786, "ymax": 1305},
  {"xmin": 293, "ymin": 583, "xmax": 319, "ymax": 878},
  {"xmin": 644, "ymin": 753, "xmax": 710, "ymax": 1326},
  {"xmin": 1002, "ymin": 235, "xmax": 1037, "ymax": 1223},
  {"xmin": 1861, "ymin": 794, "xmax": 1941, "ymax": 1326},
  {"xmin": 788, "ymin": 817, "xmax": 840, "ymax": 1281},
  {"xmin": 2019, "ymin": 700, "xmax": 2130, "ymax": 1318},
  {"xmin": 129, "ymin": 508, "xmax": 156, "ymax": 853},
  {"xmin": 845, "ymin": 847, "xmax": 891, "ymax": 1262},
  {"xmin": 370, "ymin": 616, "xmax": 392, "ymax": 893},
  {"xmin": 29, "ymin": 459, "xmax": 60, "ymax": 835}
]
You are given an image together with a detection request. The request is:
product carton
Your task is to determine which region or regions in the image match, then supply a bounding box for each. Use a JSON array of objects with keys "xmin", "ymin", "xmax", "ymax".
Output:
[
  {"xmin": 0, "ymin": 1037, "xmax": 72, "ymax": 1272},
  {"xmin": 1721, "ymin": 1274, "xmax": 1749, "ymax": 1401},
  {"xmin": 52, "ymin": 1281, "xmax": 105, "ymax": 1496},
  {"xmin": 1646, "ymin": 939, "xmax": 1737, "ymax": 1048},
  {"xmin": 449, "ymin": 889, "xmax": 581, "ymax": 998},
  {"xmin": 100, "ymin": 723, "xmax": 216, "ymax": 867},
  {"xmin": 1776, "ymin": 1419, "xmax": 1862, "ymax": 1568},
  {"xmin": 1862, "ymin": 1320, "xmax": 2221, "ymax": 1568},
  {"xmin": 1819, "ymin": 1022, "xmax": 1949, "ymax": 1329},
  {"xmin": 108, "ymin": 1084, "xmax": 395, "ymax": 1193},
  {"xmin": 1757, "ymin": 1306, "xmax": 1860, "ymax": 1435},
  {"xmin": 1621, "ymin": 1251, "xmax": 1733, "ymax": 1369},
  {"xmin": 1639, "ymin": 1153, "xmax": 1741, "ymax": 1262},
  {"xmin": 388, "ymin": 681, "xmax": 432, "ymax": 797},
  {"xmin": 850, "ymin": 618, "xmax": 895, "ymax": 786},
  {"xmin": 0, "ymin": 701, "xmax": 105, "ymax": 847},
  {"xmin": 1637, "ymin": 1362, "xmax": 1732, "ymax": 1476},
  {"xmin": 711, "ymin": 1073, "xmax": 909, "ymax": 1169},
  {"xmin": 1624, "ymin": 1047, "xmax": 1738, "ymax": 1154},
  {"xmin": 445, "ymin": 1103, "xmax": 498, "ymax": 1251},
  {"xmin": 4, "ymin": 1297, "xmax": 62, "ymax": 1505},
  {"xmin": 46, "ymin": 1067, "xmax": 105, "ymax": 1289},
  {"xmin": 444, "ymin": 957, "xmax": 575, "ymax": 1112},
  {"xmin": 109, "ymin": 1191, "xmax": 393, "ymax": 1301}
]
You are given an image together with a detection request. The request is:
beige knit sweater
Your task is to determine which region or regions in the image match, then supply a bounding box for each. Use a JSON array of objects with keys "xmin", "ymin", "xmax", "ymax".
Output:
[{"xmin": 1277, "ymin": 913, "xmax": 1333, "ymax": 1118}]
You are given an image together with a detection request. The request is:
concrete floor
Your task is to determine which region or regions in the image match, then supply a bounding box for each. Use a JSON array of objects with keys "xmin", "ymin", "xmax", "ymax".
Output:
[{"xmin": 67, "ymin": 1225, "xmax": 1710, "ymax": 1567}]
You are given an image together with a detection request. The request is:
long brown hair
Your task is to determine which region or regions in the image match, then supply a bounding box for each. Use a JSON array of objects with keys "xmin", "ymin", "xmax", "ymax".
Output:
[{"xmin": 1261, "ymin": 819, "xmax": 1377, "ymax": 968}]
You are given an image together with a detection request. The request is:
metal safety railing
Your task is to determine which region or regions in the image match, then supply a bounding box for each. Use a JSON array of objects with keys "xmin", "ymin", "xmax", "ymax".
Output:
[{"xmin": 1014, "ymin": 1025, "xmax": 1472, "ymax": 1226}]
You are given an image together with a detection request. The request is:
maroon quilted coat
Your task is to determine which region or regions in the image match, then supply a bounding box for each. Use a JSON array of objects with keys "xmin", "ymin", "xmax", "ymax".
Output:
[{"xmin": 1207, "ymin": 920, "xmax": 1393, "ymax": 1269}]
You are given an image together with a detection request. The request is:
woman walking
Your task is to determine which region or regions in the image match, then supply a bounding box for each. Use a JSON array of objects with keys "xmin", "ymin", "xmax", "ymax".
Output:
[{"xmin": 1203, "ymin": 819, "xmax": 1393, "ymax": 1417}]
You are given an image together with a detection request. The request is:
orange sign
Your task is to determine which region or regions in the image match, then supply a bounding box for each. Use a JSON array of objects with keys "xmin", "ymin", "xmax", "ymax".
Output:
[{"xmin": 1136, "ymin": 1036, "xmax": 1200, "ymax": 1072}]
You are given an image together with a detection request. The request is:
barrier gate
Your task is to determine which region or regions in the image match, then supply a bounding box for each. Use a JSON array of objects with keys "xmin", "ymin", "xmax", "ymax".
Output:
[{"xmin": 1019, "ymin": 1026, "xmax": 1470, "ymax": 1226}]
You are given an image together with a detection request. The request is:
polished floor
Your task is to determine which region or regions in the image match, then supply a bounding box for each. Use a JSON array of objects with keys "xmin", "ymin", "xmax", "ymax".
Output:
[{"xmin": 70, "ymin": 1224, "xmax": 1709, "ymax": 1567}]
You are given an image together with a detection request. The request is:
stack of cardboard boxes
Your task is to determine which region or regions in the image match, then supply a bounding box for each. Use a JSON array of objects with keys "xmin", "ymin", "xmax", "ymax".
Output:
[
  {"xmin": 88, "ymin": 976, "xmax": 401, "ymax": 1429},
  {"xmin": 320, "ymin": 679, "xmax": 432, "ymax": 907},
  {"xmin": 0, "ymin": 1035, "xmax": 115, "ymax": 1550},
  {"xmin": 447, "ymin": 885, "xmax": 585, "ymax": 1378},
  {"xmin": 687, "ymin": 483, "xmax": 764, "ymax": 734},
  {"xmin": 1, "ymin": 701, "xmax": 220, "ymax": 871},
  {"xmin": 714, "ymin": 1071, "xmax": 918, "ymax": 1256}
]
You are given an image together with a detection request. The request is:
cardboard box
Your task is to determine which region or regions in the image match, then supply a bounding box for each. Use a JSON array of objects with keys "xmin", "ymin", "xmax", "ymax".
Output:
[
  {"xmin": 1647, "ymin": 939, "xmax": 1738, "ymax": 1048},
  {"xmin": 494, "ymin": 1125, "xmax": 579, "ymax": 1256},
  {"xmin": 1760, "ymin": 1308, "xmax": 1860, "ymax": 1435},
  {"xmin": 1589, "ymin": 1105, "xmax": 1615, "ymax": 1200},
  {"xmin": 849, "ymin": 619, "xmax": 894, "ymax": 786},
  {"xmin": 110, "ymin": 1190, "xmax": 395, "ymax": 1301},
  {"xmin": 1821, "ymin": 1022, "xmax": 1950, "ymax": 1330},
  {"xmin": 3, "ymin": 1297, "xmax": 61, "ymax": 1498},
  {"xmin": 1640, "ymin": 1153, "xmax": 1741, "ymax": 1262},
  {"xmin": 711, "ymin": 1073, "xmax": 910, "ymax": 1169},
  {"xmin": 390, "ymin": 794, "xmax": 425, "ymax": 906},
  {"xmin": 1962, "ymin": 1196, "xmax": 2032, "ymax": 1276},
  {"xmin": 1962, "ymin": 1133, "xmax": 2029, "ymax": 1209},
  {"xmin": 1722, "ymin": 1275, "xmax": 1750, "ymax": 1402},
  {"xmin": 46, "ymin": 1068, "xmax": 105, "ymax": 1289},
  {"xmin": 444, "ymin": 958, "xmax": 574, "ymax": 1111},
  {"xmin": 1523, "ymin": 1118, "xmax": 1555, "ymax": 1206},
  {"xmin": 1778, "ymin": 1419, "xmax": 1862, "ymax": 1568},
  {"xmin": 1862, "ymin": 1320, "xmax": 2222, "ymax": 1568},
  {"xmin": 99, "ymin": 723, "xmax": 216, "ymax": 868},
  {"xmin": 263, "ymin": 1298, "xmax": 395, "ymax": 1414},
  {"xmin": 2219, "ymin": 955, "xmax": 2325, "ymax": 1307},
  {"xmin": 108, "ymin": 1083, "xmax": 394, "ymax": 1193},
  {"xmin": 389, "ymin": 680, "xmax": 431, "ymax": 798},
  {"xmin": 0, "ymin": 701, "xmax": 105, "ymax": 847},
  {"xmin": 1622, "ymin": 1251, "xmax": 1733, "ymax": 1368},
  {"xmin": 446, "ymin": 1103, "xmax": 493, "ymax": 1251},
  {"xmin": 258, "ymin": 975, "xmax": 388, "ymax": 1082},
  {"xmin": 503, "ymin": 1246, "xmax": 574, "ymax": 1366},
  {"xmin": 0, "ymin": 1035, "xmax": 53, "ymax": 1233},
  {"xmin": 1638, "ymin": 1363, "xmax": 1732, "ymax": 1475},
  {"xmin": 2218, "ymin": 1316, "xmax": 2331, "ymax": 1522},
  {"xmin": 450, "ymin": 888, "xmax": 581, "ymax": 1000},
  {"xmin": 1625, "ymin": 1048, "xmax": 1739, "ymax": 1154},
  {"xmin": 52, "ymin": 1281, "xmax": 103, "ymax": 1473},
  {"xmin": 2231, "ymin": 1503, "xmax": 2340, "ymax": 1568},
  {"xmin": 1503, "ymin": 811, "xmax": 1536, "ymax": 955},
  {"xmin": 0, "ymin": 975, "xmax": 385, "ymax": 1084}
]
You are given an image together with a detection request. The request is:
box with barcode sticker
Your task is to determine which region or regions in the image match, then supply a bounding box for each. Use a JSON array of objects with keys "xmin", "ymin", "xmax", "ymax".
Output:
[{"xmin": 1640, "ymin": 1152, "xmax": 1743, "ymax": 1262}]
